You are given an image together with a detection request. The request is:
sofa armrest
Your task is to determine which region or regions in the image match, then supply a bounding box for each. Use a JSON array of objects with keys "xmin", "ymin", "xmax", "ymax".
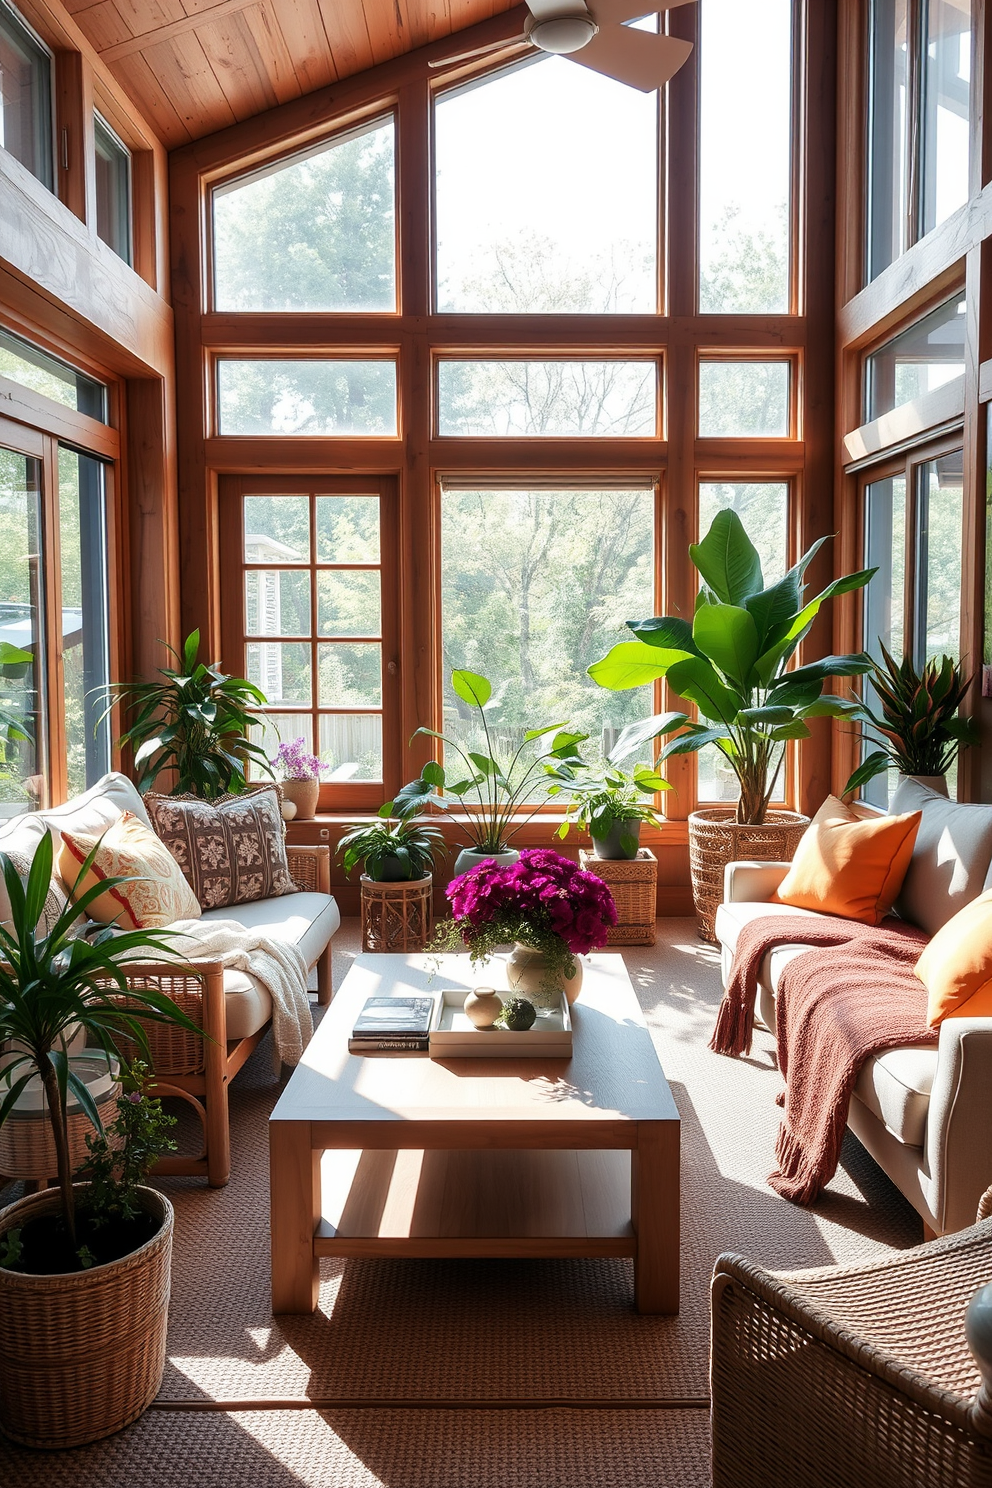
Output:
[
  {"xmin": 925, "ymin": 1017, "xmax": 992, "ymax": 1234},
  {"xmin": 724, "ymin": 861, "xmax": 791, "ymax": 904},
  {"xmin": 286, "ymin": 843, "xmax": 331, "ymax": 896}
]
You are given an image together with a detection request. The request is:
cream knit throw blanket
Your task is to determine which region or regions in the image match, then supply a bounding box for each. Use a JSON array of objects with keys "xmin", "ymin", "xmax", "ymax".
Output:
[{"xmin": 165, "ymin": 919, "xmax": 313, "ymax": 1069}]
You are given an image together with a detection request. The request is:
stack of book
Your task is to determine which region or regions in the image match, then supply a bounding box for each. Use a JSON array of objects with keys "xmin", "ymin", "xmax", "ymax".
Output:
[{"xmin": 348, "ymin": 994, "xmax": 438, "ymax": 1055}]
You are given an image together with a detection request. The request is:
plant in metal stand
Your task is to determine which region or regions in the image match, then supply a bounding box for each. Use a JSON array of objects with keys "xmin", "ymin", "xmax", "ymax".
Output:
[
  {"xmin": 843, "ymin": 646, "xmax": 980, "ymax": 796},
  {"xmin": 390, "ymin": 669, "xmax": 587, "ymax": 854}
]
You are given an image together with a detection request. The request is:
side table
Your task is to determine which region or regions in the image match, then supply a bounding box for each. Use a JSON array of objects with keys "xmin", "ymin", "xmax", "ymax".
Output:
[{"xmin": 579, "ymin": 848, "xmax": 657, "ymax": 946}]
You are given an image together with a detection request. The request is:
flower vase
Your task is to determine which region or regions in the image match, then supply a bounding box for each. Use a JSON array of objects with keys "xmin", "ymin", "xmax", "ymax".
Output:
[
  {"xmin": 506, "ymin": 942, "xmax": 583, "ymax": 1016},
  {"xmin": 280, "ymin": 777, "xmax": 319, "ymax": 821}
]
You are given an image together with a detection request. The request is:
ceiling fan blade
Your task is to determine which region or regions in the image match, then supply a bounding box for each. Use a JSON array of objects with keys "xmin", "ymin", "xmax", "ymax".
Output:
[
  {"xmin": 590, "ymin": 0, "xmax": 695, "ymax": 22},
  {"xmin": 567, "ymin": 26, "xmax": 693, "ymax": 90},
  {"xmin": 527, "ymin": 0, "xmax": 592, "ymax": 18},
  {"xmin": 427, "ymin": 34, "xmax": 530, "ymax": 68}
]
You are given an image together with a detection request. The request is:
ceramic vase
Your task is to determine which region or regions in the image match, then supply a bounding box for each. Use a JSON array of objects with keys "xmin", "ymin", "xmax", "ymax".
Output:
[
  {"xmin": 279, "ymin": 777, "xmax": 319, "ymax": 820},
  {"xmin": 591, "ymin": 819, "xmax": 642, "ymax": 860},
  {"xmin": 506, "ymin": 941, "xmax": 583, "ymax": 1016},
  {"xmin": 452, "ymin": 846, "xmax": 520, "ymax": 877}
]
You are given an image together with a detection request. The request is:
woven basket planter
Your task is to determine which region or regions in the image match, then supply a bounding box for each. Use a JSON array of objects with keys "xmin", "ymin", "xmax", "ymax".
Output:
[
  {"xmin": 0, "ymin": 1184, "xmax": 173, "ymax": 1448},
  {"xmin": 361, "ymin": 874, "xmax": 433, "ymax": 953},
  {"xmin": 688, "ymin": 807, "xmax": 809, "ymax": 943},
  {"xmin": 0, "ymin": 1055, "xmax": 120, "ymax": 1181},
  {"xmin": 579, "ymin": 849, "xmax": 657, "ymax": 946}
]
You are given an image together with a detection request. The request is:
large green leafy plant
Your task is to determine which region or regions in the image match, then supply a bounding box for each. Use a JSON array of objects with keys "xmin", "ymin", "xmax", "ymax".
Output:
[
  {"xmin": 0, "ymin": 835, "xmax": 200, "ymax": 1266},
  {"xmin": 589, "ymin": 510, "xmax": 876, "ymax": 825},
  {"xmin": 844, "ymin": 646, "xmax": 979, "ymax": 794},
  {"xmin": 389, "ymin": 670, "xmax": 586, "ymax": 853},
  {"xmin": 106, "ymin": 630, "xmax": 272, "ymax": 799}
]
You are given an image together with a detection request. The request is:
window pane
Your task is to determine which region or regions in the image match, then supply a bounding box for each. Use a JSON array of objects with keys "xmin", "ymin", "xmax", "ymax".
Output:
[
  {"xmin": 94, "ymin": 114, "xmax": 131, "ymax": 265},
  {"xmin": 434, "ymin": 58, "xmax": 657, "ymax": 314},
  {"xmin": 865, "ymin": 296, "xmax": 966, "ymax": 420},
  {"xmin": 698, "ymin": 362, "xmax": 790, "ymax": 436},
  {"xmin": 319, "ymin": 642, "xmax": 381, "ymax": 707},
  {"xmin": 697, "ymin": 483, "xmax": 788, "ymax": 801},
  {"xmin": 867, "ymin": 0, "xmax": 910, "ymax": 279},
  {"xmin": 247, "ymin": 641, "xmax": 311, "ymax": 706},
  {"xmin": 58, "ymin": 448, "xmax": 110, "ymax": 797},
  {"xmin": 921, "ymin": 0, "xmax": 971, "ymax": 237},
  {"xmin": 317, "ymin": 571, "xmax": 380, "ymax": 636},
  {"xmin": 244, "ymin": 496, "xmax": 310, "ymax": 564},
  {"xmin": 862, "ymin": 474, "xmax": 907, "ymax": 807},
  {"xmin": 437, "ymin": 361, "xmax": 657, "ymax": 437},
  {"xmin": 0, "ymin": 328, "xmax": 107, "ymax": 420},
  {"xmin": 0, "ymin": 445, "xmax": 45, "ymax": 811},
  {"xmin": 212, "ymin": 117, "xmax": 395, "ymax": 312},
  {"xmin": 316, "ymin": 496, "xmax": 379, "ymax": 563},
  {"xmin": 245, "ymin": 569, "xmax": 310, "ymax": 636},
  {"xmin": 699, "ymin": 0, "xmax": 791, "ymax": 312},
  {"xmin": 441, "ymin": 487, "xmax": 655, "ymax": 796},
  {"xmin": 249, "ymin": 712, "xmax": 313, "ymax": 776},
  {"xmin": 319, "ymin": 713, "xmax": 382, "ymax": 781},
  {"xmin": 918, "ymin": 449, "xmax": 963, "ymax": 664},
  {"xmin": 0, "ymin": 1, "xmax": 51, "ymax": 190},
  {"xmin": 217, "ymin": 360, "xmax": 397, "ymax": 436}
]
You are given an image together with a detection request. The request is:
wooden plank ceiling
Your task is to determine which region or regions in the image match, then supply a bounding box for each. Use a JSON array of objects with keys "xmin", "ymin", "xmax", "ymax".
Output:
[{"xmin": 64, "ymin": 0, "xmax": 522, "ymax": 146}]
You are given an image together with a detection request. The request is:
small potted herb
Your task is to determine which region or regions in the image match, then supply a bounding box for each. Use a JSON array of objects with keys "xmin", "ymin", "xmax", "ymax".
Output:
[
  {"xmin": 547, "ymin": 762, "xmax": 670, "ymax": 860},
  {"xmin": 272, "ymin": 736, "xmax": 326, "ymax": 820}
]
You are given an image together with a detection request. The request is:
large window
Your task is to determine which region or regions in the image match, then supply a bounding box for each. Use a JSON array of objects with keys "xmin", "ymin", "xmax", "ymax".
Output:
[
  {"xmin": 436, "ymin": 361, "xmax": 659, "ymax": 438},
  {"xmin": 0, "ymin": 0, "xmax": 52, "ymax": 190},
  {"xmin": 0, "ymin": 444, "xmax": 46, "ymax": 809},
  {"xmin": 216, "ymin": 359, "xmax": 398, "ymax": 437},
  {"xmin": 867, "ymin": 0, "xmax": 972, "ymax": 280}
]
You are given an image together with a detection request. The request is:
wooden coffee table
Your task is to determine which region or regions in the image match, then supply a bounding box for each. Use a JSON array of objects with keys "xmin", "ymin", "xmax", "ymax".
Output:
[{"xmin": 269, "ymin": 952, "xmax": 680, "ymax": 1315}]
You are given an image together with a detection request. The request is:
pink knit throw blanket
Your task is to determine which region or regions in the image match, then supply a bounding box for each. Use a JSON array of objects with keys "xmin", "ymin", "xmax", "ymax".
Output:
[{"xmin": 711, "ymin": 915, "xmax": 936, "ymax": 1204}]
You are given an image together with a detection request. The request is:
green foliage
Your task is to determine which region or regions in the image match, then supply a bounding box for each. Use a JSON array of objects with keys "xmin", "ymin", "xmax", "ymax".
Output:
[
  {"xmin": 843, "ymin": 646, "xmax": 980, "ymax": 795},
  {"xmin": 105, "ymin": 630, "xmax": 272, "ymax": 799},
  {"xmin": 336, "ymin": 816, "xmax": 445, "ymax": 882},
  {"xmin": 546, "ymin": 762, "xmax": 669, "ymax": 855},
  {"xmin": 390, "ymin": 670, "xmax": 587, "ymax": 853},
  {"xmin": 79, "ymin": 1061, "xmax": 177, "ymax": 1238},
  {"xmin": 589, "ymin": 510, "xmax": 875, "ymax": 825},
  {"xmin": 0, "ymin": 834, "xmax": 201, "ymax": 1247}
]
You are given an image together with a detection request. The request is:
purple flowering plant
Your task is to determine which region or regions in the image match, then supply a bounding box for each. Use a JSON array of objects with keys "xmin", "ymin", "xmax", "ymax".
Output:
[
  {"xmin": 435, "ymin": 848, "xmax": 617, "ymax": 984},
  {"xmin": 272, "ymin": 737, "xmax": 325, "ymax": 781}
]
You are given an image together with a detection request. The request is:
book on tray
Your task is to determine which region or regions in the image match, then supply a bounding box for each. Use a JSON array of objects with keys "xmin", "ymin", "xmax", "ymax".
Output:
[{"xmin": 348, "ymin": 994, "xmax": 438, "ymax": 1055}]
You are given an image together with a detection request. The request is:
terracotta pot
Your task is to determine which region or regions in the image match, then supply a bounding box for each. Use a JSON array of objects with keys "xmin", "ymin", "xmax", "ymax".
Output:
[
  {"xmin": 279, "ymin": 777, "xmax": 319, "ymax": 820},
  {"xmin": 506, "ymin": 942, "xmax": 583, "ymax": 1016},
  {"xmin": 0, "ymin": 1185, "xmax": 173, "ymax": 1448}
]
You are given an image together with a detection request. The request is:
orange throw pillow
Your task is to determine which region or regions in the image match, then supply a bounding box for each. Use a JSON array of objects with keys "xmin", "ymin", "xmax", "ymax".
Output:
[
  {"xmin": 773, "ymin": 794, "xmax": 921, "ymax": 925},
  {"xmin": 58, "ymin": 811, "xmax": 201, "ymax": 930},
  {"xmin": 916, "ymin": 890, "xmax": 992, "ymax": 1026}
]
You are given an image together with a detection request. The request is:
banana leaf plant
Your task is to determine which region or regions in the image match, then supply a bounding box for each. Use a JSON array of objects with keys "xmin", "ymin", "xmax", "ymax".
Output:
[
  {"xmin": 844, "ymin": 645, "xmax": 980, "ymax": 795},
  {"xmin": 587, "ymin": 509, "xmax": 877, "ymax": 825},
  {"xmin": 0, "ymin": 832, "xmax": 201, "ymax": 1260},
  {"xmin": 387, "ymin": 669, "xmax": 587, "ymax": 853},
  {"xmin": 102, "ymin": 629, "xmax": 273, "ymax": 799}
]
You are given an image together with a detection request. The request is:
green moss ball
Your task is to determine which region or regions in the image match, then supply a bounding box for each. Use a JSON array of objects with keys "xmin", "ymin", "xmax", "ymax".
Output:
[{"xmin": 501, "ymin": 996, "xmax": 536, "ymax": 1031}]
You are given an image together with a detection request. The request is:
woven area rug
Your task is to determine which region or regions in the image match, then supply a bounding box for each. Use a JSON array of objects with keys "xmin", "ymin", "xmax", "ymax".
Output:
[{"xmin": 0, "ymin": 919, "xmax": 924, "ymax": 1485}]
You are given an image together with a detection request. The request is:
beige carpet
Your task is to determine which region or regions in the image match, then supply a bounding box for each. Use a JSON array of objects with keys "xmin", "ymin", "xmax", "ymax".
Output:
[{"xmin": 0, "ymin": 919, "xmax": 925, "ymax": 1485}]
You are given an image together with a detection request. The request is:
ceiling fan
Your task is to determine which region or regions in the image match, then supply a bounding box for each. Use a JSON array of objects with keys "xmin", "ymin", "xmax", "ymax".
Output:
[{"xmin": 427, "ymin": 0, "xmax": 695, "ymax": 93}]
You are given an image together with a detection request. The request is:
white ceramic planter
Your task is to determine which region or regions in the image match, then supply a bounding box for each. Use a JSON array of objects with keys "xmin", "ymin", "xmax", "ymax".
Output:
[{"xmin": 451, "ymin": 846, "xmax": 520, "ymax": 877}]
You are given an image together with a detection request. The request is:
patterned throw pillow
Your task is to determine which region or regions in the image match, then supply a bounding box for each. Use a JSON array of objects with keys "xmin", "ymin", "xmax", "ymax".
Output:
[
  {"xmin": 144, "ymin": 784, "xmax": 295, "ymax": 911},
  {"xmin": 57, "ymin": 811, "xmax": 202, "ymax": 929}
]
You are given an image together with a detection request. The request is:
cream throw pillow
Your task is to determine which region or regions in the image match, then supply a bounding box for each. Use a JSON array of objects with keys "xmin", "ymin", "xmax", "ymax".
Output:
[{"xmin": 58, "ymin": 811, "xmax": 201, "ymax": 930}]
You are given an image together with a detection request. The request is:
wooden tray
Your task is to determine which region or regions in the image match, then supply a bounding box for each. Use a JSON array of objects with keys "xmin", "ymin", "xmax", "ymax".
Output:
[{"xmin": 428, "ymin": 987, "xmax": 572, "ymax": 1058}]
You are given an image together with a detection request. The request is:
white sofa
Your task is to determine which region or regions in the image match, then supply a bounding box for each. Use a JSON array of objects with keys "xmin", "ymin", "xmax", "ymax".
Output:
[
  {"xmin": 0, "ymin": 771, "xmax": 340, "ymax": 1186},
  {"xmin": 715, "ymin": 777, "xmax": 992, "ymax": 1236}
]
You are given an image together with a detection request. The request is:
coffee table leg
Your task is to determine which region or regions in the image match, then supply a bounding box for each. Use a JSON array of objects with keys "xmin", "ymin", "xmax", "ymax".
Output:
[
  {"xmin": 632, "ymin": 1119, "xmax": 680, "ymax": 1314},
  {"xmin": 270, "ymin": 1120, "xmax": 320, "ymax": 1314}
]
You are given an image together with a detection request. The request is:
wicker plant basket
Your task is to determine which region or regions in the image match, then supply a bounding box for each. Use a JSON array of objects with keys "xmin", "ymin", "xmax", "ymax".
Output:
[
  {"xmin": 0, "ymin": 1184, "xmax": 173, "ymax": 1448},
  {"xmin": 688, "ymin": 807, "xmax": 809, "ymax": 943},
  {"xmin": 579, "ymin": 848, "xmax": 657, "ymax": 946},
  {"xmin": 0, "ymin": 1056, "xmax": 120, "ymax": 1181},
  {"xmin": 361, "ymin": 874, "xmax": 433, "ymax": 953}
]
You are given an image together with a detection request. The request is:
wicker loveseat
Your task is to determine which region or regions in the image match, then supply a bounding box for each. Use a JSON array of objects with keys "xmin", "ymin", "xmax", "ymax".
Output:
[
  {"xmin": 0, "ymin": 771, "xmax": 340, "ymax": 1187},
  {"xmin": 714, "ymin": 778, "xmax": 992, "ymax": 1237}
]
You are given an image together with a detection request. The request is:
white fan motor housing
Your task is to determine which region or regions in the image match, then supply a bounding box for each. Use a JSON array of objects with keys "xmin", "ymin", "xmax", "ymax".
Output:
[{"xmin": 527, "ymin": 13, "xmax": 599, "ymax": 53}]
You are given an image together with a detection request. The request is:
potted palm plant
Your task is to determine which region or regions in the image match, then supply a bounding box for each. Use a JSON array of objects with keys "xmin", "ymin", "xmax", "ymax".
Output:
[
  {"xmin": 844, "ymin": 646, "xmax": 979, "ymax": 798},
  {"xmin": 389, "ymin": 669, "xmax": 587, "ymax": 875},
  {"xmin": 104, "ymin": 628, "xmax": 272, "ymax": 799},
  {"xmin": 588, "ymin": 509, "xmax": 876, "ymax": 938},
  {"xmin": 0, "ymin": 834, "xmax": 201, "ymax": 1448},
  {"xmin": 338, "ymin": 809, "xmax": 446, "ymax": 954}
]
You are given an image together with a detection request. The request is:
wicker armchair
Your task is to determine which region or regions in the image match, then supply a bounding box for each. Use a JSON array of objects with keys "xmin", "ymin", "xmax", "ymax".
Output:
[{"xmin": 711, "ymin": 1220, "xmax": 992, "ymax": 1488}]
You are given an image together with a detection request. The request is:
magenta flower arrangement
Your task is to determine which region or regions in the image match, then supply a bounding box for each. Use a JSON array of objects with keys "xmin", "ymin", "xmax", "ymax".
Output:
[
  {"xmin": 272, "ymin": 737, "xmax": 325, "ymax": 781},
  {"xmin": 440, "ymin": 848, "xmax": 617, "ymax": 983}
]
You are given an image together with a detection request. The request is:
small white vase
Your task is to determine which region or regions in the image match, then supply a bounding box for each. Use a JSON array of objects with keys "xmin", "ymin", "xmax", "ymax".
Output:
[
  {"xmin": 452, "ymin": 846, "xmax": 520, "ymax": 877},
  {"xmin": 506, "ymin": 942, "xmax": 583, "ymax": 1017}
]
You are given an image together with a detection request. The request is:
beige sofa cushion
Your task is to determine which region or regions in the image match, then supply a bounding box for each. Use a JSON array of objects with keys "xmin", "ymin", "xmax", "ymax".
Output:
[
  {"xmin": 890, "ymin": 777, "xmax": 992, "ymax": 936},
  {"xmin": 852, "ymin": 1045, "xmax": 936, "ymax": 1148}
]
